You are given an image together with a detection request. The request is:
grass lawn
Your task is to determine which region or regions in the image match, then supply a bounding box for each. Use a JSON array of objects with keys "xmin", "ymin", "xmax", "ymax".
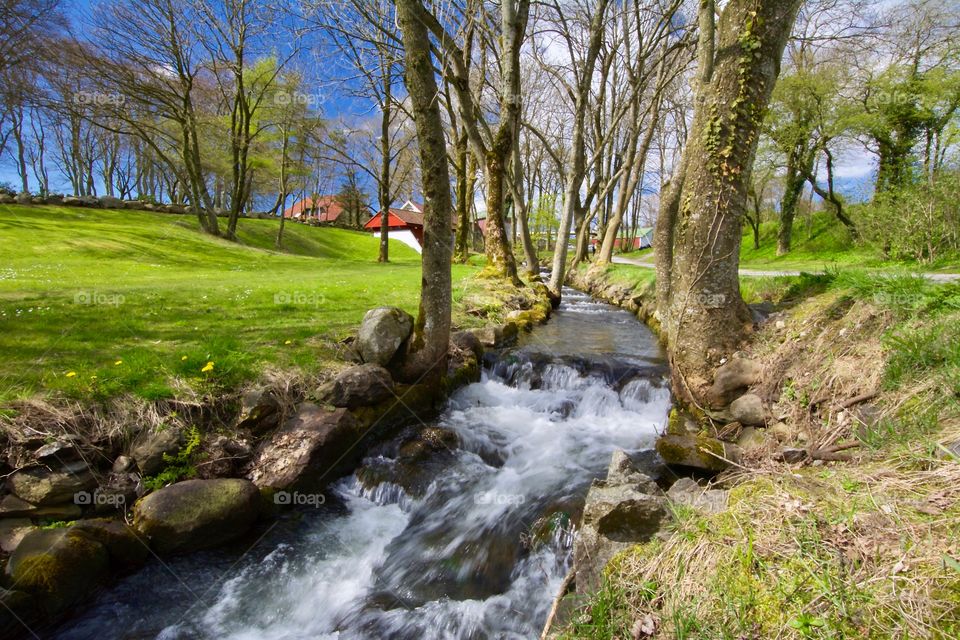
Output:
[{"xmin": 0, "ymin": 205, "xmax": 480, "ymax": 404}]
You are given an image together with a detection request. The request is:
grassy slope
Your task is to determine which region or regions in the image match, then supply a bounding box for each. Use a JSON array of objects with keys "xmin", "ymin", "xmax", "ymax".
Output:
[
  {"xmin": 562, "ymin": 267, "xmax": 960, "ymax": 639},
  {"xmin": 0, "ymin": 205, "xmax": 478, "ymax": 403},
  {"xmin": 739, "ymin": 210, "xmax": 960, "ymax": 273}
]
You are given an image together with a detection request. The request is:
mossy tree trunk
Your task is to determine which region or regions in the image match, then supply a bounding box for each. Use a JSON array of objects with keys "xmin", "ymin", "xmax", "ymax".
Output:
[
  {"xmin": 395, "ymin": 0, "xmax": 453, "ymax": 382},
  {"xmin": 658, "ymin": 0, "xmax": 802, "ymax": 406}
]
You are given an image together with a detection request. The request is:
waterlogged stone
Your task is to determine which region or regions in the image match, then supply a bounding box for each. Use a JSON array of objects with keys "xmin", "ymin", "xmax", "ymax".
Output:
[
  {"xmin": 5, "ymin": 528, "xmax": 109, "ymax": 614},
  {"xmin": 248, "ymin": 404, "xmax": 362, "ymax": 492},
  {"xmin": 655, "ymin": 433, "xmax": 740, "ymax": 472},
  {"xmin": 133, "ymin": 478, "xmax": 260, "ymax": 554}
]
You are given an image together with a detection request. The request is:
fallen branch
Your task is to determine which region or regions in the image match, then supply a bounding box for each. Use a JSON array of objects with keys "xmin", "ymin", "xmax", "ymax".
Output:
[
  {"xmin": 839, "ymin": 392, "xmax": 879, "ymax": 410},
  {"xmin": 540, "ymin": 568, "xmax": 576, "ymax": 640}
]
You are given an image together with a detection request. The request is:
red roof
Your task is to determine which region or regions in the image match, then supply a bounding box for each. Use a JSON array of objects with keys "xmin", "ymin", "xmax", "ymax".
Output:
[
  {"xmin": 363, "ymin": 208, "xmax": 424, "ymax": 231},
  {"xmin": 283, "ymin": 196, "xmax": 345, "ymax": 222}
]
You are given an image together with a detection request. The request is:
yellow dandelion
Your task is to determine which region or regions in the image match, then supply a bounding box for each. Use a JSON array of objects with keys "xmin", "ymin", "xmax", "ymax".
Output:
[
  {"xmin": 181, "ymin": 355, "xmax": 188, "ymax": 361},
  {"xmin": 284, "ymin": 340, "xmax": 292, "ymax": 345},
  {"xmin": 114, "ymin": 360, "xmax": 123, "ymax": 366},
  {"xmin": 65, "ymin": 371, "xmax": 77, "ymax": 378},
  {"xmin": 201, "ymin": 361, "xmax": 215, "ymax": 373}
]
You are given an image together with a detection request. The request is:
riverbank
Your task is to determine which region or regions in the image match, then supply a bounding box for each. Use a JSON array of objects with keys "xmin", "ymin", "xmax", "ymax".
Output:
[
  {"xmin": 555, "ymin": 262, "xmax": 960, "ymax": 638},
  {"xmin": 0, "ymin": 222, "xmax": 555, "ymax": 637}
]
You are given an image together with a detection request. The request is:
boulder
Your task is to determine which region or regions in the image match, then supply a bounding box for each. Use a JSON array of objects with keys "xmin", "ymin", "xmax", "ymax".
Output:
[
  {"xmin": 131, "ymin": 427, "xmax": 183, "ymax": 476},
  {"xmin": 71, "ymin": 519, "xmax": 149, "ymax": 566},
  {"xmin": 737, "ymin": 426, "xmax": 768, "ymax": 450},
  {"xmin": 16, "ymin": 192, "xmax": 32, "ymax": 205},
  {"xmin": 655, "ymin": 433, "xmax": 741, "ymax": 473},
  {"xmin": 123, "ymin": 200, "xmax": 144, "ymax": 210},
  {"xmin": 0, "ymin": 494, "xmax": 81, "ymax": 519},
  {"xmin": 132, "ymin": 478, "xmax": 260, "ymax": 554},
  {"xmin": 316, "ymin": 364, "xmax": 394, "ymax": 409},
  {"xmin": 729, "ymin": 393, "xmax": 766, "ymax": 426},
  {"xmin": 196, "ymin": 435, "xmax": 253, "ymax": 479},
  {"xmin": 605, "ymin": 449, "xmax": 660, "ymax": 493},
  {"xmin": 98, "ymin": 195, "xmax": 124, "ymax": 209},
  {"xmin": 237, "ymin": 388, "xmax": 283, "ymax": 435},
  {"xmin": 93, "ymin": 472, "xmax": 141, "ymax": 513},
  {"xmin": 247, "ymin": 404, "xmax": 361, "ymax": 491},
  {"xmin": 769, "ymin": 421, "xmax": 794, "ymax": 442},
  {"xmin": 112, "ymin": 455, "xmax": 134, "ymax": 473},
  {"xmin": 63, "ymin": 195, "xmax": 83, "ymax": 207},
  {"xmin": 34, "ymin": 439, "xmax": 82, "ymax": 464},
  {"xmin": 79, "ymin": 195, "xmax": 100, "ymax": 207},
  {"xmin": 471, "ymin": 322, "xmax": 520, "ymax": 349},
  {"xmin": 450, "ymin": 330, "xmax": 483, "ymax": 362},
  {"xmin": 708, "ymin": 358, "xmax": 761, "ymax": 407},
  {"xmin": 5, "ymin": 528, "xmax": 109, "ymax": 613},
  {"xmin": 0, "ymin": 193, "xmax": 16, "ymax": 204},
  {"xmin": 7, "ymin": 466, "xmax": 97, "ymax": 506},
  {"xmin": 666, "ymin": 477, "xmax": 729, "ymax": 514},
  {"xmin": 574, "ymin": 452, "xmax": 667, "ymax": 593},
  {"xmin": 46, "ymin": 194, "xmax": 64, "ymax": 205},
  {"xmin": 357, "ymin": 307, "xmax": 413, "ymax": 366},
  {"xmin": 30, "ymin": 196, "xmax": 46, "ymax": 205},
  {"xmin": 0, "ymin": 518, "xmax": 35, "ymax": 553}
]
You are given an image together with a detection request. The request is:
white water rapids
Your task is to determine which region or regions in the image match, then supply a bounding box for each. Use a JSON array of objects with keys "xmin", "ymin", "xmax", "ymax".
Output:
[{"xmin": 53, "ymin": 288, "xmax": 671, "ymax": 640}]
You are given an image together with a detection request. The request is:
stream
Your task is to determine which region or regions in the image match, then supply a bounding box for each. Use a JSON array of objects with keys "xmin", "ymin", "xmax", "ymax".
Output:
[{"xmin": 52, "ymin": 288, "xmax": 671, "ymax": 640}]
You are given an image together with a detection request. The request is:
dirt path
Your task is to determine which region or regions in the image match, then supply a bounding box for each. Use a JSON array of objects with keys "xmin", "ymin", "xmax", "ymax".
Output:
[{"xmin": 611, "ymin": 255, "xmax": 960, "ymax": 282}]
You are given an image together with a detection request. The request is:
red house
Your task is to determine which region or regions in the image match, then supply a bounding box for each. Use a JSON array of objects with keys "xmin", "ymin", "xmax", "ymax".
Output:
[
  {"xmin": 282, "ymin": 195, "xmax": 345, "ymax": 224},
  {"xmin": 364, "ymin": 200, "xmax": 463, "ymax": 253},
  {"xmin": 364, "ymin": 200, "xmax": 428, "ymax": 251}
]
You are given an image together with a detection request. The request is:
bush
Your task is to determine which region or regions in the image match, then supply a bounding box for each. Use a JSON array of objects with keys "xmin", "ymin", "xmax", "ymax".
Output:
[{"xmin": 861, "ymin": 172, "xmax": 960, "ymax": 264}]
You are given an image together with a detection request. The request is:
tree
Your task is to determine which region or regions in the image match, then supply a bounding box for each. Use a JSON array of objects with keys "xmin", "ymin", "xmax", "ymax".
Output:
[
  {"xmin": 394, "ymin": 0, "xmax": 453, "ymax": 382},
  {"xmin": 403, "ymin": 0, "xmax": 529, "ymax": 283},
  {"xmin": 655, "ymin": 0, "xmax": 802, "ymax": 407}
]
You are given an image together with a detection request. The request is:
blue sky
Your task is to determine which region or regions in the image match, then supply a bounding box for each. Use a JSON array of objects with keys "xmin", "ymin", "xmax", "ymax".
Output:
[{"xmin": 1, "ymin": 0, "xmax": 877, "ymax": 204}]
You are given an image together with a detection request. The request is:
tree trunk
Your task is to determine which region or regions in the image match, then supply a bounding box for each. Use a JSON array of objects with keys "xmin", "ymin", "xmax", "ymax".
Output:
[
  {"xmin": 453, "ymin": 132, "xmax": 471, "ymax": 263},
  {"xmin": 395, "ymin": 0, "xmax": 453, "ymax": 383},
  {"xmin": 547, "ymin": 0, "xmax": 610, "ymax": 296},
  {"xmin": 378, "ymin": 76, "xmax": 392, "ymax": 263},
  {"xmin": 660, "ymin": 0, "xmax": 801, "ymax": 407}
]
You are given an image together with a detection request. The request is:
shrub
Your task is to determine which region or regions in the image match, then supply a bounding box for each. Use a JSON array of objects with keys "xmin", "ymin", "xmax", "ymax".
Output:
[{"xmin": 861, "ymin": 172, "xmax": 960, "ymax": 264}]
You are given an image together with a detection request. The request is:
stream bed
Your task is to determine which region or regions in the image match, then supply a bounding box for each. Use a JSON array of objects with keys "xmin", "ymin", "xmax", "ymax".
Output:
[{"xmin": 52, "ymin": 288, "xmax": 671, "ymax": 640}]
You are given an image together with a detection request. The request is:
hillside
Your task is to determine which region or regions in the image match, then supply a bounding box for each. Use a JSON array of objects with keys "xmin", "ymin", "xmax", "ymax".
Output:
[{"xmin": 0, "ymin": 205, "xmax": 477, "ymax": 403}]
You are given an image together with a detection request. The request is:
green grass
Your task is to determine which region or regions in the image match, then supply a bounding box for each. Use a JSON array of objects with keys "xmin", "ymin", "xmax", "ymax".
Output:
[
  {"xmin": 0, "ymin": 205, "xmax": 479, "ymax": 404},
  {"xmin": 740, "ymin": 211, "xmax": 960, "ymax": 273}
]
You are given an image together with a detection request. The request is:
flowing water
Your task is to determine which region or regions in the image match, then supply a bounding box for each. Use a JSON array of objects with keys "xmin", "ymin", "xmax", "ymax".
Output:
[{"xmin": 52, "ymin": 288, "xmax": 671, "ymax": 640}]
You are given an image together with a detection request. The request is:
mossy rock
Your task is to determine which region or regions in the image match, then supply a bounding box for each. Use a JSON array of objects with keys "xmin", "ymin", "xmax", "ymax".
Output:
[
  {"xmin": 71, "ymin": 519, "xmax": 150, "ymax": 567},
  {"xmin": 655, "ymin": 433, "xmax": 740, "ymax": 473},
  {"xmin": 4, "ymin": 528, "xmax": 109, "ymax": 614},
  {"xmin": 133, "ymin": 478, "xmax": 260, "ymax": 554}
]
